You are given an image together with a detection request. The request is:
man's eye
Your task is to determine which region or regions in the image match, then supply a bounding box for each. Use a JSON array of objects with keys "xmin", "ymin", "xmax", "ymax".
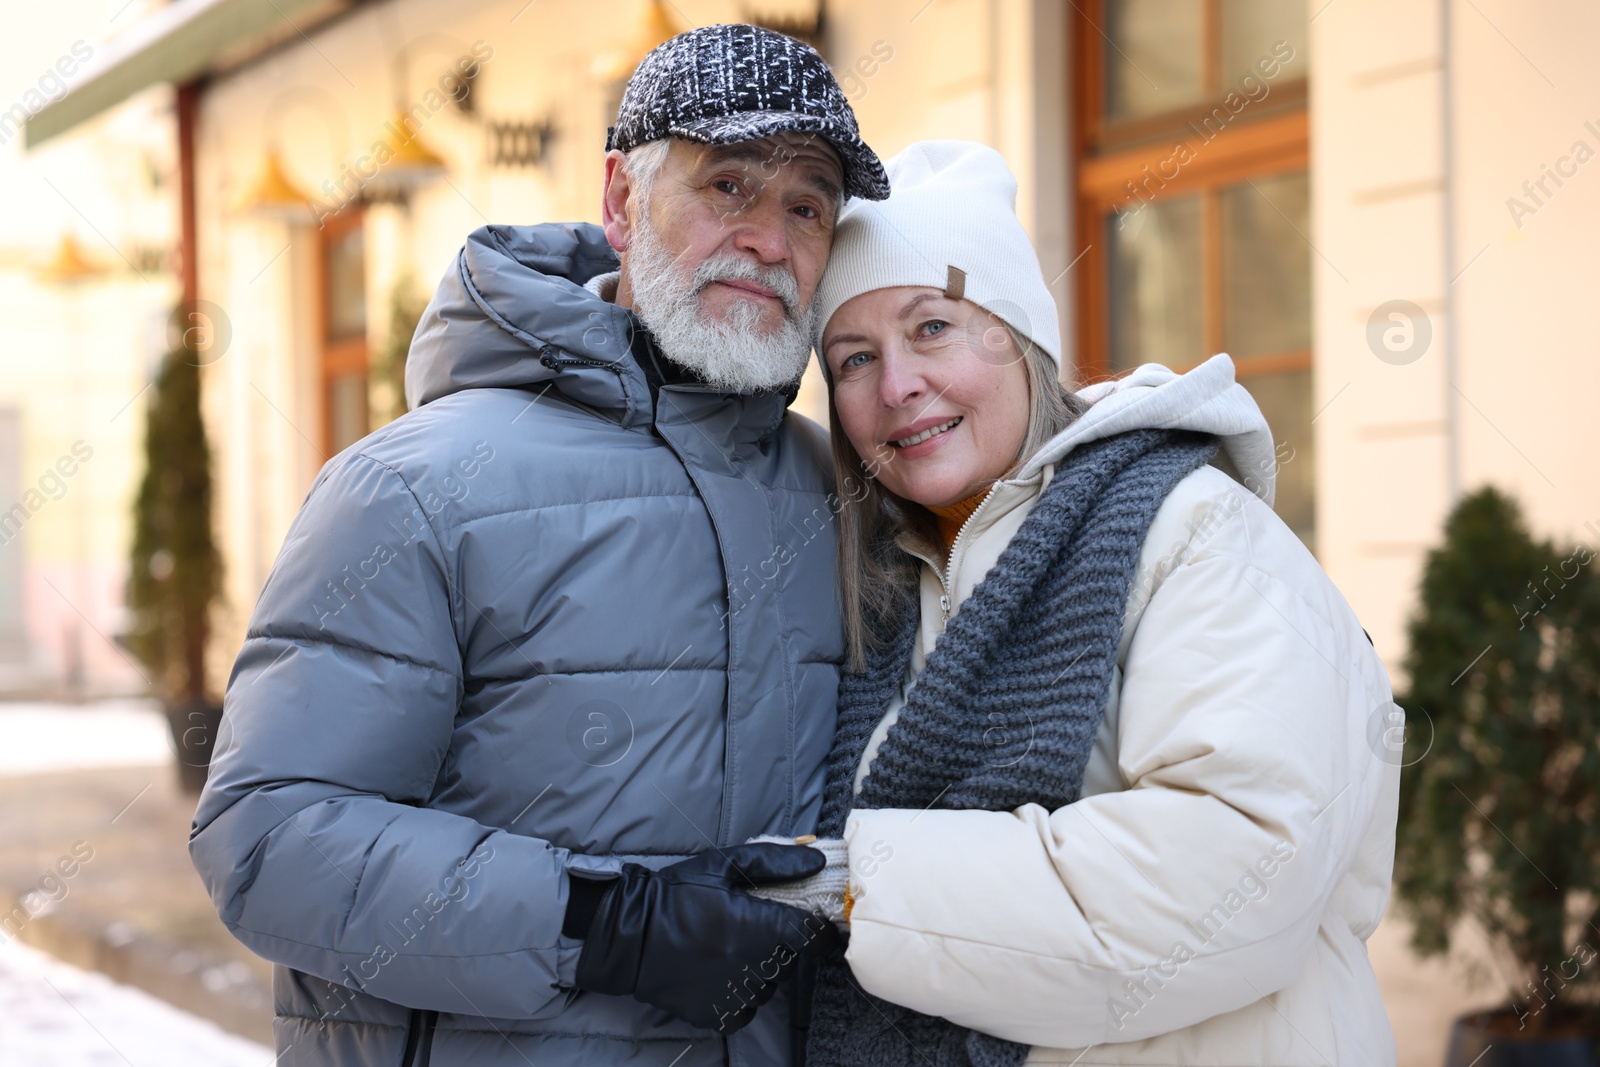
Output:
[
  {"xmin": 792, "ymin": 204, "xmax": 818, "ymax": 219},
  {"xmin": 714, "ymin": 178, "xmax": 743, "ymax": 196}
]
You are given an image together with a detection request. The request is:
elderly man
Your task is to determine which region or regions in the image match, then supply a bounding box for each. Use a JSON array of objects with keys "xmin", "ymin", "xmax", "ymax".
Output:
[{"xmin": 189, "ymin": 24, "xmax": 887, "ymax": 1067}]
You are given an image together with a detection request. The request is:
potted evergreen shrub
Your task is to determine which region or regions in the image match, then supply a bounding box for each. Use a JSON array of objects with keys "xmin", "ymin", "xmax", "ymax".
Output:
[
  {"xmin": 125, "ymin": 307, "xmax": 223, "ymax": 794},
  {"xmin": 1394, "ymin": 487, "xmax": 1600, "ymax": 1064}
]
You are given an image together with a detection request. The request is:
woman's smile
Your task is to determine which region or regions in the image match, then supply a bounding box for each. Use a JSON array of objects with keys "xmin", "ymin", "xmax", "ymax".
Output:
[{"xmin": 887, "ymin": 415, "xmax": 963, "ymax": 455}]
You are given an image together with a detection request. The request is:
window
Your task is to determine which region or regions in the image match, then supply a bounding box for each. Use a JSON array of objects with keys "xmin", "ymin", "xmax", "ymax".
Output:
[
  {"xmin": 1074, "ymin": 0, "xmax": 1315, "ymax": 547},
  {"xmin": 320, "ymin": 209, "xmax": 369, "ymax": 455}
]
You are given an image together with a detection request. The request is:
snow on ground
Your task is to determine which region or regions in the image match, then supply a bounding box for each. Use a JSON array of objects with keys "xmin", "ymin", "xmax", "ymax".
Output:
[
  {"xmin": 0, "ymin": 939, "xmax": 273, "ymax": 1066},
  {"xmin": 0, "ymin": 700, "xmax": 173, "ymax": 776}
]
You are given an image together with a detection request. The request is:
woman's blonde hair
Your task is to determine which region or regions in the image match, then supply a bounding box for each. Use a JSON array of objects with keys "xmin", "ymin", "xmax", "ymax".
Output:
[{"xmin": 829, "ymin": 324, "xmax": 1089, "ymax": 670}]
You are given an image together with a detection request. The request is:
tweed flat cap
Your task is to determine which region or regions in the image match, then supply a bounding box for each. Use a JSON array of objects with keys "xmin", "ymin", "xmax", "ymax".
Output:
[{"xmin": 607, "ymin": 23, "xmax": 889, "ymax": 201}]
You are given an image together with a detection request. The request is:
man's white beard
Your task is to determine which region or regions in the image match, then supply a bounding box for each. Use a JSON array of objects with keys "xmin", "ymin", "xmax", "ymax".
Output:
[{"xmin": 625, "ymin": 215, "xmax": 817, "ymax": 394}]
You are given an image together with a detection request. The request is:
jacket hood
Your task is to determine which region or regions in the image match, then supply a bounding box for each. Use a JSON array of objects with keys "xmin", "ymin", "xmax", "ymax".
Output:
[
  {"xmin": 1019, "ymin": 354, "xmax": 1278, "ymax": 506},
  {"xmin": 405, "ymin": 223, "xmax": 654, "ymax": 427}
]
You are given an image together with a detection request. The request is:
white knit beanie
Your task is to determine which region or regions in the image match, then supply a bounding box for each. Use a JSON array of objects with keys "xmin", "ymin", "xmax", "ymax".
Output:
[{"xmin": 813, "ymin": 140, "xmax": 1061, "ymax": 371}]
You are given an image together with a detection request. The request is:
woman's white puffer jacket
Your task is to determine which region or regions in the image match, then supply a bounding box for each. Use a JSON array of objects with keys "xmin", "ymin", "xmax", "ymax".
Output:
[{"xmin": 843, "ymin": 356, "xmax": 1401, "ymax": 1066}]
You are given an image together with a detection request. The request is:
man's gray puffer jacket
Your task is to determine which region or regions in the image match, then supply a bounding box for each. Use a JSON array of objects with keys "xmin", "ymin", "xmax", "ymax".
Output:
[{"xmin": 189, "ymin": 222, "xmax": 844, "ymax": 1066}]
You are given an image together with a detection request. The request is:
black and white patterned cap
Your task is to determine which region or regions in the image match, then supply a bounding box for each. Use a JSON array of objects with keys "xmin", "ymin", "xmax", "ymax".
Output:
[{"xmin": 606, "ymin": 24, "xmax": 890, "ymax": 201}]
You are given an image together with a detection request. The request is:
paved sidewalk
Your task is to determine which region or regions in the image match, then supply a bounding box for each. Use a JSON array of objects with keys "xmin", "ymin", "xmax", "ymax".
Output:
[
  {"xmin": 0, "ymin": 939, "xmax": 272, "ymax": 1066},
  {"xmin": 0, "ymin": 700, "xmax": 274, "ymax": 1046}
]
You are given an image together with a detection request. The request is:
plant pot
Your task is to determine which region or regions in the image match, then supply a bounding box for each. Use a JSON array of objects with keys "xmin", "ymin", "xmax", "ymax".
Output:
[
  {"xmin": 165, "ymin": 698, "xmax": 224, "ymax": 795},
  {"xmin": 1444, "ymin": 1008, "xmax": 1600, "ymax": 1067}
]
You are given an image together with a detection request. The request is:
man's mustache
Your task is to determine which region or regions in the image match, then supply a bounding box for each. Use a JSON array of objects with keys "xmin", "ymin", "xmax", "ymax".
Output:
[{"xmin": 690, "ymin": 255, "xmax": 802, "ymax": 320}]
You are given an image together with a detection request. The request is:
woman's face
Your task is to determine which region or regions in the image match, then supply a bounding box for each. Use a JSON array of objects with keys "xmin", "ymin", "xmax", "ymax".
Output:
[{"xmin": 823, "ymin": 286, "xmax": 1031, "ymax": 509}]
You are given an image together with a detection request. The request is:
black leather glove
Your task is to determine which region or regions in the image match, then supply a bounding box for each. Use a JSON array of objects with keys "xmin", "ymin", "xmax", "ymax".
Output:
[{"xmin": 567, "ymin": 843, "xmax": 839, "ymax": 1032}]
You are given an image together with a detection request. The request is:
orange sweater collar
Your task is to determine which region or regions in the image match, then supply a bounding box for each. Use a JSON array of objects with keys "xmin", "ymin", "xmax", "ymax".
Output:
[{"xmin": 924, "ymin": 489, "xmax": 991, "ymax": 554}]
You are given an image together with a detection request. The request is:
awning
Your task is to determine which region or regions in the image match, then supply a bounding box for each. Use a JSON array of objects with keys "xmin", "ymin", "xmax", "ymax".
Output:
[{"xmin": 26, "ymin": 0, "xmax": 356, "ymax": 148}]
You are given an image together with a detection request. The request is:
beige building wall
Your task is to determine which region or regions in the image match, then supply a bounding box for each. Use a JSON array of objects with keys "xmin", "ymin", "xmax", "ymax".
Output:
[
  {"xmin": 1450, "ymin": 6, "xmax": 1600, "ymax": 543},
  {"xmin": 1314, "ymin": 0, "xmax": 1600, "ymax": 674},
  {"xmin": 1313, "ymin": 0, "xmax": 1453, "ymax": 665},
  {"xmin": 0, "ymin": 257, "xmax": 171, "ymax": 695},
  {"xmin": 0, "ymin": 1, "xmax": 175, "ymax": 695}
]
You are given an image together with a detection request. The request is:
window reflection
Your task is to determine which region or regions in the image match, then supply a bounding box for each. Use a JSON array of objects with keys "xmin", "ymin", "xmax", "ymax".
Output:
[
  {"xmin": 1103, "ymin": 0, "xmax": 1310, "ymax": 125},
  {"xmin": 1105, "ymin": 0, "xmax": 1204, "ymax": 120},
  {"xmin": 1219, "ymin": 0, "xmax": 1311, "ymax": 84},
  {"xmin": 325, "ymin": 227, "xmax": 367, "ymax": 341},
  {"xmin": 1108, "ymin": 195, "xmax": 1204, "ymax": 372},
  {"xmin": 328, "ymin": 373, "xmax": 369, "ymax": 455},
  {"xmin": 1222, "ymin": 173, "xmax": 1311, "ymax": 359}
]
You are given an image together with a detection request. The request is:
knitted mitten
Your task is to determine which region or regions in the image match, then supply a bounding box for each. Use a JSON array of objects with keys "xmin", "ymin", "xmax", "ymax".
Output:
[{"xmin": 741, "ymin": 835, "xmax": 849, "ymax": 928}]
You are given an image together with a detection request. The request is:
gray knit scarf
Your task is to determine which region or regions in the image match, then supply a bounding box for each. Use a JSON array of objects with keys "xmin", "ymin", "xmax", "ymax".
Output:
[{"xmin": 804, "ymin": 428, "xmax": 1220, "ymax": 1067}]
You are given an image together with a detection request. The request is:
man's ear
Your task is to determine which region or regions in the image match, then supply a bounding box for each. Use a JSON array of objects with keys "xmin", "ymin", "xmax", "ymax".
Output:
[{"xmin": 601, "ymin": 149, "xmax": 636, "ymax": 254}]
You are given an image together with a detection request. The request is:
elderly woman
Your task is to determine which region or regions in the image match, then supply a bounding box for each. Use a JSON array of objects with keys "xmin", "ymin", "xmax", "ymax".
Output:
[{"xmin": 796, "ymin": 142, "xmax": 1401, "ymax": 1066}]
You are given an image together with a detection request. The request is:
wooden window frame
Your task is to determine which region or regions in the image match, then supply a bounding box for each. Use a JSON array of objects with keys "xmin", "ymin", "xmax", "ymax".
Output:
[
  {"xmin": 318, "ymin": 206, "xmax": 369, "ymax": 455},
  {"xmin": 1071, "ymin": 0, "xmax": 1310, "ymax": 383}
]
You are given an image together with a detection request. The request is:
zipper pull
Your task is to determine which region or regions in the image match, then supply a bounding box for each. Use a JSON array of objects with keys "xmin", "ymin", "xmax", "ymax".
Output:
[
  {"xmin": 940, "ymin": 593, "xmax": 951, "ymax": 619},
  {"xmin": 538, "ymin": 345, "xmax": 562, "ymax": 371}
]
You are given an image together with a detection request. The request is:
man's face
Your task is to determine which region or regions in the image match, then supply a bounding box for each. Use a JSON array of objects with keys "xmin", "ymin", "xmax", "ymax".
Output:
[
  {"xmin": 627, "ymin": 133, "xmax": 843, "ymax": 333},
  {"xmin": 602, "ymin": 132, "xmax": 845, "ymax": 393}
]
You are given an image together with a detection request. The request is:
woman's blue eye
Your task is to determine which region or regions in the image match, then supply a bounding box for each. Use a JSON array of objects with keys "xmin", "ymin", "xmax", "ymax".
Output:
[
  {"xmin": 922, "ymin": 320, "xmax": 948, "ymax": 336},
  {"xmin": 842, "ymin": 351, "xmax": 870, "ymax": 370}
]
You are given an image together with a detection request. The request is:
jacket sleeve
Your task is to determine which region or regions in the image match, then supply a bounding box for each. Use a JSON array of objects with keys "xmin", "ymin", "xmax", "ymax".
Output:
[
  {"xmin": 841, "ymin": 483, "xmax": 1396, "ymax": 1048},
  {"xmin": 189, "ymin": 451, "xmax": 595, "ymax": 1020}
]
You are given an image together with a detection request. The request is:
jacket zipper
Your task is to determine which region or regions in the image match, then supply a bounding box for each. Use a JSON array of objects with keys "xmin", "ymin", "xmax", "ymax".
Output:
[
  {"xmin": 936, "ymin": 492, "xmax": 996, "ymax": 623},
  {"xmin": 538, "ymin": 345, "xmax": 615, "ymax": 372},
  {"xmin": 400, "ymin": 1008, "xmax": 437, "ymax": 1067}
]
